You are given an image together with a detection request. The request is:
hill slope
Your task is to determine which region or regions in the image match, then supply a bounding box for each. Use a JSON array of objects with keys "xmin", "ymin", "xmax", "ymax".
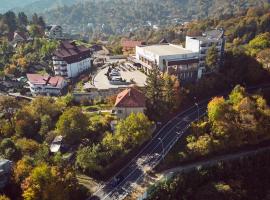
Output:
[{"xmin": 41, "ymin": 0, "xmax": 269, "ymax": 34}]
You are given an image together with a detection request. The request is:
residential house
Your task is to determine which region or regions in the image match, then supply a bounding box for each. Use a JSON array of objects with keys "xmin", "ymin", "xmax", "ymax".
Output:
[
  {"xmin": 27, "ymin": 74, "xmax": 67, "ymax": 96},
  {"xmin": 7, "ymin": 31, "xmax": 29, "ymax": 47},
  {"xmin": 121, "ymin": 39, "xmax": 145, "ymax": 55},
  {"xmin": 45, "ymin": 25, "xmax": 63, "ymax": 39},
  {"xmin": 0, "ymin": 159, "xmax": 12, "ymax": 189},
  {"xmin": 53, "ymin": 41, "xmax": 92, "ymax": 78},
  {"xmin": 113, "ymin": 87, "xmax": 146, "ymax": 119}
]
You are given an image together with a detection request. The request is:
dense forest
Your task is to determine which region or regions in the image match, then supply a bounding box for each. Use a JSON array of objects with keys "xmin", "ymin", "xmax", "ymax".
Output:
[{"xmin": 41, "ymin": 0, "xmax": 269, "ymax": 35}]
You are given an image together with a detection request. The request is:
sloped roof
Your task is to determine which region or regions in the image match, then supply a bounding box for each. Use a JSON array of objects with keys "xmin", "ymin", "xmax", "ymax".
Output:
[
  {"xmin": 27, "ymin": 74, "xmax": 65, "ymax": 87},
  {"xmin": 115, "ymin": 87, "xmax": 146, "ymax": 108},
  {"xmin": 121, "ymin": 39, "xmax": 144, "ymax": 48},
  {"xmin": 53, "ymin": 41, "xmax": 91, "ymax": 64}
]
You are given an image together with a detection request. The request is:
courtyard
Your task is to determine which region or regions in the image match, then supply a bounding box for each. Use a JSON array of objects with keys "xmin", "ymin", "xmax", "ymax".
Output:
[{"xmin": 93, "ymin": 63, "xmax": 147, "ymax": 90}]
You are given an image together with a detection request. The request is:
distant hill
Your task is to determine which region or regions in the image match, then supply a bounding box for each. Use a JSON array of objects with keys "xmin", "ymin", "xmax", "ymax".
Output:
[
  {"xmin": 0, "ymin": 0, "xmax": 37, "ymax": 13},
  {"xmin": 40, "ymin": 0, "xmax": 269, "ymax": 35},
  {"xmin": 14, "ymin": 0, "xmax": 85, "ymax": 14}
]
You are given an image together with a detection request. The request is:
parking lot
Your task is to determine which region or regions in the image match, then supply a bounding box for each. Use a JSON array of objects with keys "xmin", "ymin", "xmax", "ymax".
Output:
[{"xmin": 93, "ymin": 63, "xmax": 147, "ymax": 90}]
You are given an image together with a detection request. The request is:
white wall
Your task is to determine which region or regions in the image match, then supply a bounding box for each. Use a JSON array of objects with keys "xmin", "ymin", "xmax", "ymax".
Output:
[
  {"xmin": 67, "ymin": 58, "xmax": 91, "ymax": 78},
  {"xmin": 114, "ymin": 107, "xmax": 146, "ymax": 119},
  {"xmin": 185, "ymin": 36, "xmax": 200, "ymax": 52}
]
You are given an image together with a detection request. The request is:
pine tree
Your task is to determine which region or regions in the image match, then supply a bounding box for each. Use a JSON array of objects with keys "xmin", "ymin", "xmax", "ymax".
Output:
[{"xmin": 145, "ymin": 65, "xmax": 164, "ymax": 116}]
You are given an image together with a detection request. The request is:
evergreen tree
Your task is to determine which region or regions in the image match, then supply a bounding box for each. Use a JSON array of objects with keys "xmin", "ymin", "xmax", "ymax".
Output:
[
  {"xmin": 17, "ymin": 12, "xmax": 28, "ymax": 27},
  {"xmin": 206, "ymin": 45, "xmax": 219, "ymax": 71},
  {"xmin": 145, "ymin": 65, "xmax": 164, "ymax": 116}
]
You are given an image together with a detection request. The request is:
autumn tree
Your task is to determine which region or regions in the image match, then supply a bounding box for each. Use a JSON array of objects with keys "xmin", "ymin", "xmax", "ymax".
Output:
[{"xmin": 56, "ymin": 107, "xmax": 89, "ymax": 144}]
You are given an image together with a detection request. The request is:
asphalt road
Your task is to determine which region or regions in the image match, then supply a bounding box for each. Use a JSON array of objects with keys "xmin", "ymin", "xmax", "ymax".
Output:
[
  {"xmin": 91, "ymin": 84, "xmax": 270, "ymax": 200},
  {"xmin": 92, "ymin": 101, "xmax": 208, "ymax": 200}
]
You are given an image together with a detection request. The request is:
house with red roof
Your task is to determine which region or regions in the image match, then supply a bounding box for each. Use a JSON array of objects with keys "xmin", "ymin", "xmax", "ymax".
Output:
[
  {"xmin": 53, "ymin": 41, "xmax": 91, "ymax": 78},
  {"xmin": 27, "ymin": 74, "xmax": 67, "ymax": 96},
  {"xmin": 121, "ymin": 39, "xmax": 145, "ymax": 56},
  {"xmin": 113, "ymin": 87, "xmax": 146, "ymax": 118}
]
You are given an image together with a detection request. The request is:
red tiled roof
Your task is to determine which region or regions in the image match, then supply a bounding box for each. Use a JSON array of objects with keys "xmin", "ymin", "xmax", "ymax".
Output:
[
  {"xmin": 115, "ymin": 87, "xmax": 146, "ymax": 108},
  {"xmin": 53, "ymin": 41, "xmax": 91, "ymax": 64},
  {"xmin": 27, "ymin": 74, "xmax": 65, "ymax": 87},
  {"xmin": 121, "ymin": 40, "xmax": 144, "ymax": 48}
]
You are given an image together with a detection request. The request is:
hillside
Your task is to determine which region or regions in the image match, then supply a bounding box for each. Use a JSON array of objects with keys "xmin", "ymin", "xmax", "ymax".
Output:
[
  {"xmin": 41, "ymin": 0, "xmax": 269, "ymax": 35},
  {"xmin": 13, "ymin": 0, "xmax": 85, "ymax": 14},
  {"xmin": 0, "ymin": 0, "xmax": 37, "ymax": 13}
]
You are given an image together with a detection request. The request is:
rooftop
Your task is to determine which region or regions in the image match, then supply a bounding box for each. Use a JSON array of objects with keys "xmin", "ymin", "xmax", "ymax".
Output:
[
  {"xmin": 27, "ymin": 74, "xmax": 65, "ymax": 87},
  {"xmin": 53, "ymin": 41, "xmax": 90, "ymax": 64},
  {"xmin": 122, "ymin": 39, "xmax": 145, "ymax": 48},
  {"xmin": 189, "ymin": 29, "xmax": 224, "ymax": 42},
  {"xmin": 138, "ymin": 44, "xmax": 194, "ymax": 56},
  {"xmin": 115, "ymin": 87, "xmax": 146, "ymax": 108}
]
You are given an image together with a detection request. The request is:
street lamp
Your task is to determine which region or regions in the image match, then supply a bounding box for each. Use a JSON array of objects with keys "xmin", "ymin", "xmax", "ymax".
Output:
[
  {"xmin": 158, "ymin": 138, "xmax": 165, "ymax": 161},
  {"xmin": 195, "ymin": 102, "xmax": 199, "ymax": 121}
]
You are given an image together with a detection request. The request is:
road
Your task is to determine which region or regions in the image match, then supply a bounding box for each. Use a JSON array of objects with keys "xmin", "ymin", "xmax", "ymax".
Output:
[
  {"xmin": 92, "ymin": 84, "xmax": 270, "ymax": 200},
  {"xmin": 92, "ymin": 101, "xmax": 208, "ymax": 200}
]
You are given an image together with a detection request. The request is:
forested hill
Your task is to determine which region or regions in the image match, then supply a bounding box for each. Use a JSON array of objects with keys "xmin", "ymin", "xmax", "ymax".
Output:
[
  {"xmin": 0, "ymin": 0, "xmax": 37, "ymax": 13},
  {"xmin": 41, "ymin": 0, "xmax": 268, "ymax": 34}
]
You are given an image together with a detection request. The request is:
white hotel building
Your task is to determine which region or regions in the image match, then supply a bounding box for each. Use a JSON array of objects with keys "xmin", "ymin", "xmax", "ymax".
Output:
[
  {"xmin": 135, "ymin": 29, "xmax": 225, "ymax": 82},
  {"xmin": 53, "ymin": 41, "xmax": 91, "ymax": 78}
]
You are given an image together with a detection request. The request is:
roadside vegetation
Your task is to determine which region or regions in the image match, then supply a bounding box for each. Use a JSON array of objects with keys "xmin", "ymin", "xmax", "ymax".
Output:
[{"xmin": 147, "ymin": 148, "xmax": 270, "ymax": 200}]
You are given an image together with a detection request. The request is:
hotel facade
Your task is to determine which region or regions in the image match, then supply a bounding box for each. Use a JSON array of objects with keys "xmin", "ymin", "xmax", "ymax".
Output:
[{"xmin": 53, "ymin": 41, "xmax": 92, "ymax": 78}]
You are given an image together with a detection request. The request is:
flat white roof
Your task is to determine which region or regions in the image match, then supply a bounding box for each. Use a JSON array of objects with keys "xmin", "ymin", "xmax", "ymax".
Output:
[{"xmin": 138, "ymin": 44, "xmax": 194, "ymax": 56}]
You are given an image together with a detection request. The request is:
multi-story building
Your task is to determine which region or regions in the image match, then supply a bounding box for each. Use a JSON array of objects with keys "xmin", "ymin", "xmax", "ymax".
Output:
[
  {"xmin": 135, "ymin": 43, "xmax": 201, "ymax": 82},
  {"xmin": 27, "ymin": 74, "xmax": 67, "ymax": 96},
  {"xmin": 45, "ymin": 25, "xmax": 63, "ymax": 40},
  {"xmin": 53, "ymin": 41, "xmax": 91, "ymax": 78},
  {"xmin": 135, "ymin": 29, "xmax": 225, "ymax": 82},
  {"xmin": 185, "ymin": 29, "xmax": 225, "ymax": 69}
]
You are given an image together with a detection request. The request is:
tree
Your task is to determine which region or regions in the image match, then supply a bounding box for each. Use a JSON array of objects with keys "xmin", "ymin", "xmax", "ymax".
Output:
[
  {"xmin": 28, "ymin": 24, "xmax": 42, "ymax": 38},
  {"xmin": 3, "ymin": 11, "xmax": 17, "ymax": 32},
  {"xmin": 206, "ymin": 45, "xmax": 219, "ymax": 71},
  {"xmin": 0, "ymin": 138, "xmax": 20, "ymax": 161},
  {"xmin": 145, "ymin": 66, "xmax": 164, "ymax": 117},
  {"xmin": 14, "ymin": 156, "xmax": 34, "ymax": 184},
  {"xmin": 56, "ymin": 107, "xmax": 89, "ymax": 144},
  {"xmin": 76, "ymin": 144, "xmax": 104, "ymax": 173},
  {"xmin": 0, "ymin": 96, "xmax": 20, "ymax": 126},
  {"xmin": 163, "ymin": 73, "xmax": 180, "ymax": 112},
  {"xmin": 0, "ymin": 195, "xmax": 10, "ymax": 200},
  {"xmin": 114, "ymin": 112, "xmax": 153, "ymax": 149},
  {"xmin": 16, "ymin": 138, "xmax": 40, "ymax": 156},
  {"xmin": 21, "ymin": 163, "xmax": 87, "ymax": 200},
  {"xmin": 17, "ymin": 12, "xmax": 28, "ymax": 27},
  {"xmin": 207, "ymin": 97, "xmax": 226, "ymax": 122}
]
